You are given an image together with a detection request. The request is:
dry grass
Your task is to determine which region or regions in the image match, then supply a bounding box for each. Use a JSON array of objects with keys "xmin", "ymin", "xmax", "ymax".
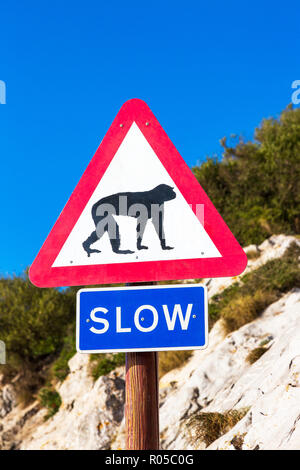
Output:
[
  {"xmin": 158, "ymin": 350, "xmax": 193, "ymax": 378},
  {"xmin": 246, "ymin": 346, "xmax": 269, "ymax": 364},
  {"xmin": 246, "ymin": 248, "xmax": 261, "ymax": 260},
  {"xmin": 221, "ymin": 289, "xmax": 277, "ymax": 334},
  {"xmin": 186, "ymin": 408, "xmax": 249, "ymax": 447},
  {"xmin": 209, "ymin": 242, "xmax": 300, "ymax": 334}
]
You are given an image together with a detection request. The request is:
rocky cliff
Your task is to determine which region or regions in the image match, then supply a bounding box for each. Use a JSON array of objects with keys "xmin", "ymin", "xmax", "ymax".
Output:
[{"xmin": 1, "ymin": 234, "xmax": 299, "ymax": 450}]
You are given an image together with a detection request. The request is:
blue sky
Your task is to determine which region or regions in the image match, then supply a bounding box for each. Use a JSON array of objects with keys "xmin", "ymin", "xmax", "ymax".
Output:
[{"xmin": 0, "ymin": 0, "xmax": 299, "ymax": 276}]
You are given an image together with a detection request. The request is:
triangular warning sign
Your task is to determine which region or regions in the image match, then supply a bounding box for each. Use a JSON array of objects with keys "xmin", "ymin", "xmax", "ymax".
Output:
[{"xmin": 29, "ymin": 99, "xmax": 247, "ymax": 287}]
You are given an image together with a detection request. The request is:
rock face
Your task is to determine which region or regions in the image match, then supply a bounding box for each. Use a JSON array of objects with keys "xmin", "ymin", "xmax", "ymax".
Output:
[
  {"xmin": 158, "ymin": 288, "xmax": 300, "ymax": 450},
  {"xmin": 21, "ymin": 354, "xmax": 125, "ymax": 450},
  {"xmin": 0, "ymin": 385, "xmax": 16, "ymax": 419},
  {"xmin": 0, "ymin": 381, "xmax": 40, "ymax": 450},
  {"xmin": 0, "ymin": 234, "xmax": 300, "ymax": 450}
]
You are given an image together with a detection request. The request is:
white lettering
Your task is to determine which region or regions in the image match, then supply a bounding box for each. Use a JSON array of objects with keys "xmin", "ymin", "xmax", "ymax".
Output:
[
  {"xmin": 89, "ymin": 307, "xmax": 109, "ymax": 334},
  {"xmin": 134, "ymin": 305, "xmax": 158, "ymax": 332},
  {"xmin": 162, "ymin": 303, "xmax": 193, "ymax": 330},
  {"xmin": 116, "ymin": 306, "xmax": 131, "ymax": 333}
]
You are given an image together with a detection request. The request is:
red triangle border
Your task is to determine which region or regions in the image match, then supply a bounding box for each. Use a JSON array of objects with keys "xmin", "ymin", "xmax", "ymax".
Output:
[{"xmin": 29, "ymin": 99, "xmax": 247, "ymax": 287}]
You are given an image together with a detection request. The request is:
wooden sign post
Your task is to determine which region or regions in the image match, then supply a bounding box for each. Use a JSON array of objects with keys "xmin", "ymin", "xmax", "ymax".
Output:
[
  {"xmin": 125, "ymin": 351, "xmax": 159, "ymax": 450},
  {"xmin": 124, "ymin": 281, "xmax": 159, "ymax": 450}
]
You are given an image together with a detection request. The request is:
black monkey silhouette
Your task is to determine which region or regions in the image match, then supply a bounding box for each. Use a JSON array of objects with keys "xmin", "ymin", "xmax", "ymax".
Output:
[{"xmin": 82, "ymin": 184, "xmax": 176, "ymax": 256}]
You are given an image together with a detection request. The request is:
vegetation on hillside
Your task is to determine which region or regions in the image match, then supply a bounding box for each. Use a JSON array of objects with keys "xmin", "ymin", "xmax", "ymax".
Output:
[
  {"xmin": 186, "ymin": 408, "xmax": 249, "ymax": 447},
  {"xmin": 38, "ymin": 387, "xmax": 62, "ymax": 420},
  {"xmin": 246, "ymin": 346, "xmax": 269, "ymax": 365},
  {"xmin": 209, "ymin": 242, "xmax": 300, "ymax": 333},
  {"xmin": 158, "ymin": 350, "xmax": 193, "ymax": 378},
  {"xmin": 90, "ymin": 353, "xmax": 125, "ymax": 381},
  {"xmin": 0, "ymin": 273, "xmax": 76, "ymax": 403},
  {"xmin": 193, "ymin": 105, "xmax": 300, "ymax": 245}
]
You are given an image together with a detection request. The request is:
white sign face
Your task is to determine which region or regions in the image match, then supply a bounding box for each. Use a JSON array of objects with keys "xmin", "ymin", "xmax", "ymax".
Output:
[{"xmin": 52, "ymin": 122, "xmax": 221, "ymax": 268}]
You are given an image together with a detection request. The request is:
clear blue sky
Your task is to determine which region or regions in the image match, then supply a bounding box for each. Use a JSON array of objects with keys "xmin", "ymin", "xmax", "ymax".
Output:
[{"xmin": 0, "ymin": 0, "xmax": 299, "ymax": 276}]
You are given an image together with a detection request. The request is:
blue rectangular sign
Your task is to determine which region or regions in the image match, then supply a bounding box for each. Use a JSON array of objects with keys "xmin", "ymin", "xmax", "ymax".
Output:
[{"xmin": 76, "ymin": 284, "xmax": 208, "ymax": 353}]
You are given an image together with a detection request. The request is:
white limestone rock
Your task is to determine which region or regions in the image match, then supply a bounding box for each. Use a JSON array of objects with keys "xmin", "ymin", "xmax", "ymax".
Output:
[
  {"xmin": 158, "ymin": 289, "xmax": 300, "ymax": 450},
  {"xmin": 21, "ymin": 355, "xmax": 125, "ymax": 450},
  {"xmin": 1, "ymin": 235, "xmax": 299, "ymax": 450}
]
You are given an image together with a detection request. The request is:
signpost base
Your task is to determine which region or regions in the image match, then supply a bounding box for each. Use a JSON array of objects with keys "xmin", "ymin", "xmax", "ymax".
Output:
[{"xmin": 125, "ymin": 351, "xmax": 159, "ymax": 450}]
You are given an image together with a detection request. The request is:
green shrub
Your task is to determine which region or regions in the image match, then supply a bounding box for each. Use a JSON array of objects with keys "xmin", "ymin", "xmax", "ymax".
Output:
[
  {"xmin": 208, "ymin": 282, "xmax": 240, "ymax": 323},
  {"xmin": 90, "ymin": 353, "xmax": 125, "ymax": 380},
  {"xmin": 241, "ymin": 242, "xmax": 300, "ymax": 293},
  {"xmin": 38, "ymin": 387, "xmax": 62, "ymax": 420},
  {"xmin": 259, "ymin": 337, "xmax": 273, "ymax": 347},
  {"xmin": 0, "ymin": 272, "xmax": 75, "ymax": 363},
  {"xmin": 0, "ymin": 272, "xmax": 76, "ymax": 403},
  {"xmin": 193, "ymin": 105, "xmax": 300, "ymax": 246},
  {"xmin": 51, "ymin": 327, "xmax": 76, "ymax": 382}
]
